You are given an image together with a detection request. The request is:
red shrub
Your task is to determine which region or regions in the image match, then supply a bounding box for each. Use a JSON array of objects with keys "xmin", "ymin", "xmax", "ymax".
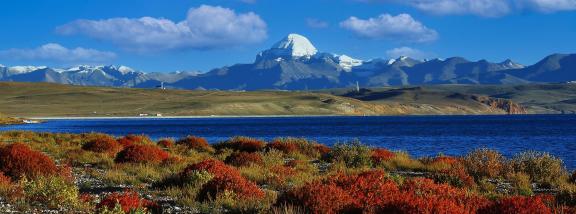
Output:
[
  {"xmin": 0, "ymin": 172, "xmax": 11, "ymax": 185},
  {"xmin": 82, "ymin": 136, "xmax": 122, "ymax": 155},
  {"xmin": 479, "ymin": 196, "xmax": 552, "ymax": 214},
  {"xmin": 115, "ymin": 144, "xmax": 170, "ymax": 164},
  {"xmin": 96, "ymin": 191, "xmax": 159, "ymax": 213},
  {"xmin": 332, "ymin": 170, "xmax": 401, "ymax": 211},
  {"xmin": 288, "ymin": 180, "xmax": 355, "ymax": 214},
  {"xmin": 0, "ymin": 143, "xmax": 58, "ymax": 179},
  {"xmin": 157, "ymin": 139, "xmax": 174, "ymax": 148},
  {"xmin": 371, "ymin": 148, "xmax": 395, "ymax": 164},
  {"xmin": 395, "ymin": 178, "xmax": 490, "ymax": 213},
  {"xmin": 432, "ymin": 156, "xmax": 460, "ymax": 165},
  {"xmin": 267, "ymin": 140, "xmax": 298, "ymax": 154},
  {"xmin": 314, "ymin": 144, "xmax": 331, "ymax": 156},
  {"xmin": 117, "ymin": 135, "xmax": 149, "ymax": 147},
  {"xmin": 176, "ymin": 136, "xmax": 212, "ymax": 152},
  {"xmin": 217, "ymin": 137, "xmax": 265, "ymax": 153},
  {"xmin": 224, "ymin": 152, "xmax": 263, "ymax": 167},
  {"xmin": 268, "ymin": 165, "xmax": 297, "ymax": 187},
  {"xmin": 180, "ymin": 159, "xmax": 264, "ymax": 200}
]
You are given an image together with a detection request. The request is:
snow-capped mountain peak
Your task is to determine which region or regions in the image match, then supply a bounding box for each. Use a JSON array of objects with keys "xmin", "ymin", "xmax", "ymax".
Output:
[
  {"xmin": 272, "ymin": 33, "xmax": 318, "ymax": 57},
  {"xmin": 257, "ymin": 33, "xmax": 319, "ymax": 61}
]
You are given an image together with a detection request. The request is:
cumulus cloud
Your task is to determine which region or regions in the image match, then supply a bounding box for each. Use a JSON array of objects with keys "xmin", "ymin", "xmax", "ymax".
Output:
[
  {"xmin": 340, "ymin": 13, "xmax": 438, "ymax": 43},
  {"xmin": 306, "ymin": 18, "xmax": 329, "ymax": 28},
  {"xmin": 56, "ymin": 5, "xmax": 267, "ymax": 52},
  {"xmin": 0, "ymin": 43, "xmax": 116, "ymax": 63},
  {"xmin": 357, "ymin": 0, "xmax": 576, "ymax": 17},
  {"xmin": 385, "ymin": 47, "xmax": 436, "ymax": 60}
]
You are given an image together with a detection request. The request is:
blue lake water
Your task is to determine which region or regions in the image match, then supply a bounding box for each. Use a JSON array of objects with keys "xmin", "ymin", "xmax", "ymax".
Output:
[{"xmin": 1, "ymin": 115, "xmax": 576, "ymax": 169}]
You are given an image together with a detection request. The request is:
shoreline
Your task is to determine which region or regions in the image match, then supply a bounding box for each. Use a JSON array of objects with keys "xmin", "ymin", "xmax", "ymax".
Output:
[{"xmin": 26, "ymin": 113, "xmax": 568, "ymax": 120}]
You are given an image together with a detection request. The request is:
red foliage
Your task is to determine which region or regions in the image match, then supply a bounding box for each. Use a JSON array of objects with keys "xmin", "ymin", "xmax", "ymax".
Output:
[
  {"xmin": 82, "ymin": 136, "xmax": 122, "ymax": 155},
  {"xmin": 268, "ymin": 165, "xmax": 297, "ymax": 186},
  {"xmin": 117, "ymin": 135, "xmax": 148, "ymax": 147},
  {"xmin": 115, "ymin": 144, "xmax": 170, "ymax": 164},
  {"xmin": 176, "ymin": 136, "xmax": 212, "ymax": 151},
  {"xmin": 267, "ymin": 140, "xmax": 298, "ymax": 154},
  {"xmin": 219, "ymin": 137, "xmax": 265, "ymax": 153},
  {"xmin": 288, "ymin": 180, "xmax": 355, "ymax": 214},
  {"xmin": 157, "ymin": 139, "xmax": 174, "ymax": 148},
  {"xmin": 314, "ymin": 144, "xmax": 331, "ymax": 156},
  {"xmin": 432, "ymin": 156, "xmax": 460, "ymax": 165},
  {"xmin": 180, "ymin": 159, "xmax": 265, "ymax": 200},
  {"xmin": 0, "ymin": 172, "xmax": 11, "ymax": 185},
  {"xmin": 0, "ymin": 143, "xmax": 58, "ymax": 179},
  {"xmin": 287, "ymin": 171, "xmax": 491, "ymax": 214},
  {"xmin": 371, "ymin": 148, "xmax": 395, "ymax": 164},
  {"xmin": 479, "ymin": 195, "xmax": 552, "ymax": 214},
  {"xmin": 224, "ymin": 152, "xmax": 263, "ymax": 167},
  {"xmin": 96, "ymin": 191, "xmax": 159, "ymax": 213}
]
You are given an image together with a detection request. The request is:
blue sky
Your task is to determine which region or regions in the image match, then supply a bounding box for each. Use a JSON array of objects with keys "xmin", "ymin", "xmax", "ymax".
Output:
[{"xmin": 0, "ymin": 0, "xmax": 575, "ymax": 72}]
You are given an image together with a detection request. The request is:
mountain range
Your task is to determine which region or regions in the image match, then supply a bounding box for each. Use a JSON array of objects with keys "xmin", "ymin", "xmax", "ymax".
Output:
[{"xmin": 1, "ymin": 33, "xmax": 575, "ymax": 90}]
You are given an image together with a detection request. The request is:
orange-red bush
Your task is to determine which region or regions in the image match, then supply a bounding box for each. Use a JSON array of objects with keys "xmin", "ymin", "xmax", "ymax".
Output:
[
  {"xmin": 115, "ymin": 144, "xmax": 170, "ymax": 164},
  {"xmin": 157, "ymin": 139, "xmax": 174, "ymax": 148},
  {"xmin": 216, "ymin": 137, "xmax": 265, "ymax": 153},
  {"xmin": 0, "ymin": 172, "xmax": 11, "ymax": 185},
  {"xmin": 96, "ymin": 191, "xmax": 159, "ymax": 213},
  {"xmin": 0, "ymin": 143, "xmax": 58, "ymax": 179},
  {"xmin": 432, "ymin": 156, "xmax": 460, "ymax": 165},
  {"xmin": 314, "ymin": 144, "xmax": 331, "ymax": 156},
  {"xmin": 82, "ymin": 136, "xmax": 122, "ymax": 155},
  {"xmin": 287, "ymin": 171, "xmax": 491, "ymax": 214},
  {"xmin": 117, "ymin": 135, "xmax": 149, "ymax": 147},
  {"xmin": 180, "ymin": 159, "xmax": 264, "ymax": 200},
  {"xmin": 267, "ymin": 140, "xmax": 298, "ymax": 154},
  {"xmin": 176, "ymin": 136, "xmax": 212, "ymax": 152},
  {"xmin": 371, "ymin": 148, "xmax": 395, "ymax": 164},
  {"xmin": 479, "ymin": 196, "xmax": 551, "ymax": 214},
  {"xmin": 224, "ymin": 152, "xmax": 263, "ymax": 167},
  {"xmin": 288, "ymin": 180, "xmax": 355, "ymax": 214}
]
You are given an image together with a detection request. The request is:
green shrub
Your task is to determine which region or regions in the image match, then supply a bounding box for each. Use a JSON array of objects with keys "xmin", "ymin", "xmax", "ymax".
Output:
[
  {"xmin": 326, "ymin": 141, "xmax": 372, "ymax": 168},
  {"xmin": 511, "ymin": 151, "xmax": 567, "ymax": 187},
  {"xmin": 463, "ymin": 148, "xmax": 507, "ymax": 180},
  {"xmin": 507, "ymin": 172, "xmax": 533, "ymax": 196},
  {"xmin": 20, "ymin": 175, "xmax": 80, "ymax": 209}
]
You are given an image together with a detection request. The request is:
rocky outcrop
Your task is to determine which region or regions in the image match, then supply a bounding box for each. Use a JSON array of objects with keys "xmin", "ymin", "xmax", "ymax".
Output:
[{"xmin": 472, "ymin": 95, "xmax": 527, "ymax": 114}]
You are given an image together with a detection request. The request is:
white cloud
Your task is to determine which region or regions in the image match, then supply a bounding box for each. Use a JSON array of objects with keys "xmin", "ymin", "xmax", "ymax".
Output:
[
  {"xmin": 357, "ymin": 0, "xmax": 576, "ymax": 17},
  {"xmin": 56, "ymin": 5, "xmax": 267, "ymax": 52},
  {"xmin": 408, "ymin": 0, "xmax": 511, "ymax": 17},
  {"xmin": 517, "ymin": 0, "xmax": 576, "ymax": 12},
  {"xmin": 385, "ymin": 47, "xmax": 435, "ymax": 59},
  {"xmin": 0, "ymin": 43, "xmax": 116, "ymax": 63},
  {"xmin": 306, "ymin": 18, "xmax": 329, "ymax": 28},
  {"xmin": 340, "ymin": 13, "xmax": 438, "ymax": 43}
]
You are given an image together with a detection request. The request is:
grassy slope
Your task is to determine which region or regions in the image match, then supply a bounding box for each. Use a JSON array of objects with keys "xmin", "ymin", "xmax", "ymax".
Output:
[
  {"xmin": 0, "ymin": 82, "xmax": 540, "ymax": 117},
  {"xmin": 326, "ymin": 84, "xmax": 576, "ymax": 114}
]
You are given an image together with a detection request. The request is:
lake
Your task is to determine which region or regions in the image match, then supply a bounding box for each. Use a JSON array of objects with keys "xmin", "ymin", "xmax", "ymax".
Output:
[{"xmin": 2, "ymin": 115, "xmax": 575, "ymax": 169}]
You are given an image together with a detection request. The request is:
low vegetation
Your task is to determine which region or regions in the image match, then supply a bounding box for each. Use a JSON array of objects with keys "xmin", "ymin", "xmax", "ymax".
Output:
[{"xmin": 0, "ymin": 131, "xmax": 575, "ymax": 213}]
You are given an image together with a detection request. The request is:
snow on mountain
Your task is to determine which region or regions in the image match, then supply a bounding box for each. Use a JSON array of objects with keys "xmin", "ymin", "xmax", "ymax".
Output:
[
  {"xmin": 257, "ymin": 33, "xmax": 320, "ymax": 61},
  {"xmin": 334, "ymin": 55, "xmax": 363, "ymax": 72},
  {"xmin": 272, "ymin": 33, "xmax": 318, "ymax": 57},
  {"xmin": 8, "ymin": 66, "xmax": 47, "ymax": 74},
  {"xmin": 499, "ymin": 59, "xmax": 524, "ymax": 69}
]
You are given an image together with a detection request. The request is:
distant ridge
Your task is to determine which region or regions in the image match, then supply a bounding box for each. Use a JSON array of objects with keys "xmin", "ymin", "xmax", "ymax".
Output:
[{"xmin": 1, "ymin": 33, "xmax": 575, "ymax": 90}]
